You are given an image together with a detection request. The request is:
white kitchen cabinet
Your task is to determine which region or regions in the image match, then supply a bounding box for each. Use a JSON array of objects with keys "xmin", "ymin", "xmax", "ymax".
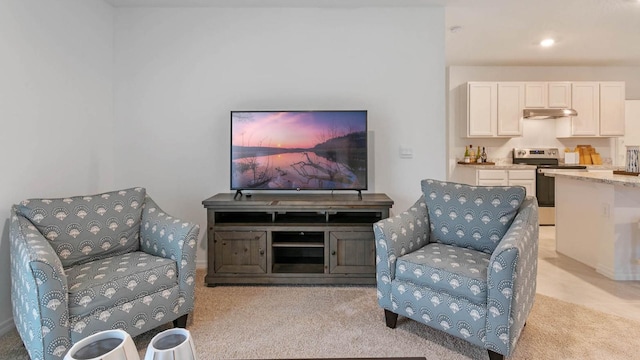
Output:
[
  {"xmin": 571, "ymin": 82, "xmax": 600, "ymax": 136},
  {"xmin": 507, "ymin": 170, "xmax": 536, "ymax": 196},
  {"xmin": 497, "ymin": 83, "xmax": 524, "ymax": 136},
  {"xmin": 556, "ymin": 81, "xmax": 625, "ymax": 137},
  {"xmin": 477, "ymin": 169, "xmax": 508, "ymax": 186},
  {"xmin": 548, "ymin": 82, "xmax": 572, "ymax": 108},
  {"xmin": 467, "ymin": 82, "xmax": 497, "ymax": 137},
  {"xmin": 525, "ymin": 82, "xmax": 571, "ymax": 109},
  {"xmin": 467, "ymin": 82, "xmax": 523, "ymax": 137},
  {"xmin": 524, "ymin": 82, "xmax": 547, "ymax": 108},
  {"xmin": 599, "ymin": 82, "xmax": 626, "ymax": 136},
  {"xmin": 455, "ymin": 167, "xmax": 535, "ymax": 197}
]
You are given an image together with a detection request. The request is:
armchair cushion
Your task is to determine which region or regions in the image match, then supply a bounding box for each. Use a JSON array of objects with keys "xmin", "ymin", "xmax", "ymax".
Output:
[
  {"xmin": 395, "ymin": 243, "xmax": 490, "ymax": 305},
  {"xmin": 16, "ymin": 187, "xmax": 146, "ymax": 268},
  {"xmin": 421, "ymin": 179, "xmax": 525, "ymax": 253},
  {"xmin": 66, "ymin": 251, "xmax": 177, "ymax": 319}
]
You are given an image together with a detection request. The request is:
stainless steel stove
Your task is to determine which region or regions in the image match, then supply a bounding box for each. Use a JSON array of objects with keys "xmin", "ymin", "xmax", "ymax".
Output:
[{"xmin": 513, "ymin": 148, "xmax": 587, "ymax": 225}]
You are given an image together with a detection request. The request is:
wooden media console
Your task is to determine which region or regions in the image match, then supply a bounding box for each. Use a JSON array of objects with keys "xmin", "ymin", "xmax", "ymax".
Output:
[{"xmin": 202, "ymin": 193, "xmax": 393, "ymax": 286}]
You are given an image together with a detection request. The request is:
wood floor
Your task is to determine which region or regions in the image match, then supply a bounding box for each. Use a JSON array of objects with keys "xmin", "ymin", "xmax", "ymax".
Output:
[{"xmin": 537, "ymin": 226, "xmax": 640, "ymax": 322}]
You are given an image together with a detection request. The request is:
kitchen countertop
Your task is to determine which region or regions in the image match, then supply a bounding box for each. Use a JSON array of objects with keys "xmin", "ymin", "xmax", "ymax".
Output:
[
  {"xmin": 456, "ymin": 164, "xmax": 537, "ymax": 170},
  {"xmin": 546, "ymin": 171, "xmax": 640, "ymax": 187},
  {"xmin": 583, "ymin": 164, "xmax": 622, "ymax": 170},
  {"xmin": 457, "ymin": 163, "xmax": 623, "ymax": 171}
]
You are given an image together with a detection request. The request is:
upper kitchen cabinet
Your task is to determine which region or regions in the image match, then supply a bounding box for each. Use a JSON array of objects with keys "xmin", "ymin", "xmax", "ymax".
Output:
[
  {"xmin": 556, "ymin": 81, "xmax": 625, "ymax": 137},
  {"xmin": 466, "ymin": 82, "xmax": 523, "ymax": 137},
  {"xmin": 467, "ymin": 82, "xmax": 496, "ymax": 137},
  {"xmin": 524, "ymin": 82, "xmax": 572, "ymax": 108},
  {"xmin": 599, "ymin": 82, "xmax": 626, "ymax": 136},
  {"xmin": 548, "ymin": 82, "xmax": 572, "ymax": 108},
  {"xmin": 497, "ymin": 82, "xmax": 524, "ymax": 136}
]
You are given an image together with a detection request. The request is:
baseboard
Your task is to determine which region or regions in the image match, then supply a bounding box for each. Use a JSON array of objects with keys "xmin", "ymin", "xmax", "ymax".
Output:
[
  {"xmin": 597, "ymin": 264, "xmax": 640, "ymax": 280},
  {"xmin": 196, "ymin": 259, "xmax": 207, "ymax": 269},
  {"xmin": 0, "ymin": 317, "xmax": 14, "ymax": 337}
]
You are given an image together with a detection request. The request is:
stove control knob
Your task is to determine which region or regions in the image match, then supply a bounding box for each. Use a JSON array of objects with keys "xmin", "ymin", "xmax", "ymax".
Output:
[
  {"xmin": 516, "ymin": 150, "xmax": 526, "ymax": 157},
  {"xmin": 548, "ymin": 149, "xmax": 558, "ymax": 156}
]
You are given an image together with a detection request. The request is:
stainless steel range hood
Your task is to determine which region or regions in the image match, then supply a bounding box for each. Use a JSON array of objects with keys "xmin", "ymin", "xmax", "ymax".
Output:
[{"xmin": 523, "ymin": 108, "xmax": 577, "ymax": 119}]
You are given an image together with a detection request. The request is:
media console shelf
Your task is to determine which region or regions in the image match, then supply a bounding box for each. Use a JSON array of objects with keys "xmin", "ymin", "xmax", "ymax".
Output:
[{"xmin": 202, "ymin": 193, "xmax": 393, "ymax": 286}]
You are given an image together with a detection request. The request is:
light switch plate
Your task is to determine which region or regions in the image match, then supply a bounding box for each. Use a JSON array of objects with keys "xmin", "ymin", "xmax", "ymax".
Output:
[{"xmin": 399, "ymin": 146, "xmax": 413, "ymax": 159}]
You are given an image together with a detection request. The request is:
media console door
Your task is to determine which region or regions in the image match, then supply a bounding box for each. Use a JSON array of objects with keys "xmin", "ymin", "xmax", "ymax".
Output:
[
  {"xmin": 329, "ymin": 231, "xmax": 376, "ymax": 274},
  {"xmin": 214, "ymin": 231, "xmax": 267, "ymax": 274},
  {"xmin": 202, "ymin": 193, "xmax": 393, "ymax": 286}
]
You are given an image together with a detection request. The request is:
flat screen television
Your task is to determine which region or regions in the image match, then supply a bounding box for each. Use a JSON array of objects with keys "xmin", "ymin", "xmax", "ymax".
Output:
[{"xmin": 230, "ymin": 110, "xmax": 368, "ymax": 194}]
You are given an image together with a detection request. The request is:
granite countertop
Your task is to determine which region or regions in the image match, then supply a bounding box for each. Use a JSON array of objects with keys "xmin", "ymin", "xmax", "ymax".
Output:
[
  {"xmin": 457, "ymin": 164, "xmax": 537, "ymax": 170},
  {"xmin": 583, "ymin": 164, "xmax": 623, "ymax": 170},
  {"xmin": 546, "ymin": 171, "xmax": 640, "ymax": 187},
  {"xmin": 457, "ymin": 162, "xmax": 622, "ymax": 171}
]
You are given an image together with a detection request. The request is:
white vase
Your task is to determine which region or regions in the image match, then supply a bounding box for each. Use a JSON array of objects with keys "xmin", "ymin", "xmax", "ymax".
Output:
[
  {"xmin": 144, "ymin": 328, "xmax": 197, "ymax": 360},
  {"xmin": 626, "ymin": 146, "xmax": 640, "ymax": 173},
  {"xmin": 64, "ymin": 329, "xmax": 139, "ymax": 360}
]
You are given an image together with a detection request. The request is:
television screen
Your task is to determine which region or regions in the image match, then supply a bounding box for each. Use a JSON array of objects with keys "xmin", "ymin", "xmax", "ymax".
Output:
[{"xmin": 230, "ymin": 110, "xmax": 368, "ymax": 191}]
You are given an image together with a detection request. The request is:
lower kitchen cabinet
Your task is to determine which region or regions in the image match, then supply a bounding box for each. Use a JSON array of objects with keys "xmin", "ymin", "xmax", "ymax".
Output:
[
  {"xmin": 454, "ymin": 167, "xmax": 536, "ymax": 197},
  {"xmin": 477, "ymin": 169, "xmax": 508, "ymax": 186},
  {"xmin": 507, "ymin": 169, "xmax": 536, "ymax": 195}
]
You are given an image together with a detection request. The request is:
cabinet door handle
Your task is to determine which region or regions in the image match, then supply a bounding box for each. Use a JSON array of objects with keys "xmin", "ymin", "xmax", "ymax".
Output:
[
  {"xmin": 331, "ymin": 250, "xmax": 336, "ymax": 256},
  {"xmin": 259, "ymin": 248, "xmax": 265, "ymax": 255}
]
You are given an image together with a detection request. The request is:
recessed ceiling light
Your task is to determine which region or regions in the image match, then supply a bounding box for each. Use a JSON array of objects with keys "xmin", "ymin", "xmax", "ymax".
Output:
[{"xmin": 540, "ymin": 38, "xmax": 555, "ymax": 47}]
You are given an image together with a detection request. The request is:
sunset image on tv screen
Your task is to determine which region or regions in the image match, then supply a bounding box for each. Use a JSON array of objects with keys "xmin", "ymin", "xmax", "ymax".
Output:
[{"xmin": 231, "ymin": 111, "xmax": 367, "ymax": 191}]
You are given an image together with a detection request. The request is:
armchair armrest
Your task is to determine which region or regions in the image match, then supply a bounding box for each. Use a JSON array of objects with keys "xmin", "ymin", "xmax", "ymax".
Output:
[
  {"xmin": 485, "ymin": 196, "xmax": 539, "ymax": 357},
  {"xmin": 140, "ymin": 196, "xmax": 200, "ymax": 312},
  {"xmin": 10, "ymin": 207, "xmax": 71, "ymax": 359},
  {"xmin": 373, "ymin": 196, "xmax": 430, "ymax": 309}
]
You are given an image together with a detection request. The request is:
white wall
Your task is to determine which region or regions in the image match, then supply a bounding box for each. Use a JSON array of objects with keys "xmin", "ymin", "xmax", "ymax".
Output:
[
  {"xmin": 114, "ymin": 6, "xmax": 446, "ymax": 266},
  {"xmin": 0, "ymin": 0, "xmax": 114, "ymax": 335},
  {"xmin": 448, "ymin": 66, "xmax": 640, "ymax": 178}
]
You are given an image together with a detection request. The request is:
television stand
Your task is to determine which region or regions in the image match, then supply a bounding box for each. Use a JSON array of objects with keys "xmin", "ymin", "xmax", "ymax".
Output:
[{"xmin": 201, "ymin": 192, "xmax": 393, "ymax": 286}]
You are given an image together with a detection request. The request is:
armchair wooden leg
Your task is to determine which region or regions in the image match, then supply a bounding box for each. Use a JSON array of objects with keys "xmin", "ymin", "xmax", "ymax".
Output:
[
  {"xmin": 173, "ymin": 314, "xmax": 188, "ymax": 328},
  {"xmin": 384, "ymin": 310, "xmax": 398, "ymax": 329},
  {"xmin": 488, "ymin": 350, "xmax": 504, "ymax": 360}
]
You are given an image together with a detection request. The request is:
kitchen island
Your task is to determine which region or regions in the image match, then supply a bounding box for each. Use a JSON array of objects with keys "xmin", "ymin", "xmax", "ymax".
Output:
[{"xmin": 548, "ymin": 171, "xmax": 640, "ymax": 280}]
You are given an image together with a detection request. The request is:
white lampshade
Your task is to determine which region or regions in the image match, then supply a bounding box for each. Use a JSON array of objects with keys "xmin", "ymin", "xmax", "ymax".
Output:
[
  {"xmin": 64, "ymin": 329, "xmax": 140, "ymax": 360},
  {"xmin": 144, "ymin": 328, "xmax": 197, "ymax": 360}
]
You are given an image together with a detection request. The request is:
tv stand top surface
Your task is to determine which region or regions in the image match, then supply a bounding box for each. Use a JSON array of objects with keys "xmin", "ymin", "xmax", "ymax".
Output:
[{"xmin": 202, "ymin": 192, "xmax": 393, "ymax": 211}]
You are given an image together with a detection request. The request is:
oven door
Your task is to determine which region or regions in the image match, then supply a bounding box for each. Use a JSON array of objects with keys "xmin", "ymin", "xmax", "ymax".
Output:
[{"xmin": 536, "ymin": 168, "xmax": 555, "ymax": 207}]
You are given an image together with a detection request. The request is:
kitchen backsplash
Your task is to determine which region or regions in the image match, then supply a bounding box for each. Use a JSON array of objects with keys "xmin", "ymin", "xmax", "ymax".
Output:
[{"xmin": 451, "ymin": 117, "xmax": 619, "ymax": 175}]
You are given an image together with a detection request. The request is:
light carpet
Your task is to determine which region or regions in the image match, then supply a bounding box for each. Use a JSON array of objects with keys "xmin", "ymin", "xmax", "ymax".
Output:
[{"xmin": 1, "ymin": 272, "xmax": 638, "ymax": 360}]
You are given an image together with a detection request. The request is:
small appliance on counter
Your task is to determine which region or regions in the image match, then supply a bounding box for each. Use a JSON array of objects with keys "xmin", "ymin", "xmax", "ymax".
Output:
[{"xmin": 563, "ymin": 149, "xmax": 579, "ymax": 165}]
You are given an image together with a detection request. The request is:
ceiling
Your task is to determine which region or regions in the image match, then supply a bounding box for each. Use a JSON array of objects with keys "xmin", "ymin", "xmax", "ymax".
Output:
[{"xmin": 104, "ymin": 0, "xmax": 640, "ymax": 66}]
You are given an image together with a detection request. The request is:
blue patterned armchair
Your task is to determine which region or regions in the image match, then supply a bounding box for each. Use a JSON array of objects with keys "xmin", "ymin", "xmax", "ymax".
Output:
[
  {"xmin": 374, "ymin": 179, "xmax": 538, "ymax": 360},
  {"xmin": 9, "ymin": 187, "xmax": 200, "ymax": 360}
]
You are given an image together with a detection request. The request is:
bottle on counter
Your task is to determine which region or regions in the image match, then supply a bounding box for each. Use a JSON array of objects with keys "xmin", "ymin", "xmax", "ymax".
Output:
[
  {"xmin": 469, "ymin": 145, "xmax": 475, "ymax": 162},
  {"xmin": 481, "ymin": 147, "xmax": 487, "ymax": 163},
  {"xmin": 476, "ymin": 146, "xmax": 482, "ymax": 163},
  {"xmin": 464, "ymin": 146, "xmax": 470, "ymax": 163}
]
